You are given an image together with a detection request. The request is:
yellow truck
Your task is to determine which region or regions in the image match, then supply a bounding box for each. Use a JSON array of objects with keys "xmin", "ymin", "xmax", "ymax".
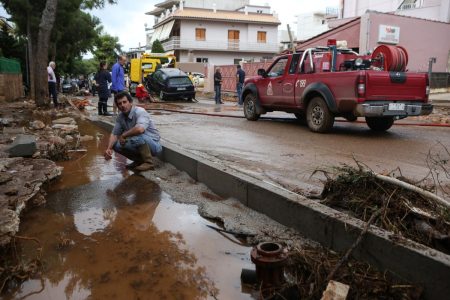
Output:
[{"xmin": 128, "ymin": 53, "xmax": 176, "ymax": 96}]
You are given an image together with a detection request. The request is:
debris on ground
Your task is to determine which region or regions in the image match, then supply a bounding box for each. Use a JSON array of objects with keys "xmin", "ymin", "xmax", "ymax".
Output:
[
  {"xmin": 279, "ymin": 243, "xmax": 423, "ymax": 300},
  {"xmin": 0, "ymin": 97, "xmax": 100, "ymax": 292},
  {"xmin": 317, "ymin": 163, "xmax": 450, "ymax": 254},
  {"xmin": 0, "ymin": 158, "xmax": 62, "ymax": 246},
  {"xmin": 70, "ymin": 98, "xmax": 91, "ymax": 110}
]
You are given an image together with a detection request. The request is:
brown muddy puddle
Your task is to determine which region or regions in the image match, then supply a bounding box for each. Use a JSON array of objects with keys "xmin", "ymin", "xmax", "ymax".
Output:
[{"xmin": 4, "ymin": 119, "xmax": 253, "ymax": 299}]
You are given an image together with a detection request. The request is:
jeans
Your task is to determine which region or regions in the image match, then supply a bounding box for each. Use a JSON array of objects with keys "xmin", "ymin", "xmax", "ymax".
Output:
[
  {"xmin": 113, "ymin": 135, "xmax": 162, "ymax": 162},
  {"xmin": 236, "ymin": 82, "xmax": 243, "ymax": 105},
  {"xmin": 214, "ymin": 85, "xmax": 221, "ymax": 104},
  {"xmin": 48, "ymin": 81, "xmax": 57, "ymax": 107}
]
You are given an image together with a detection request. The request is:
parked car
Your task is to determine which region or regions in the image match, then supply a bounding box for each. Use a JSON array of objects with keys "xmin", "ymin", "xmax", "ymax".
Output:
[
  {"xmin": 146, "ymin": 68, "xmax": 195, "ymax": 101},
  {"xmin": 62, "ymin": 79, "xmax": 74, "ymax": 94}
]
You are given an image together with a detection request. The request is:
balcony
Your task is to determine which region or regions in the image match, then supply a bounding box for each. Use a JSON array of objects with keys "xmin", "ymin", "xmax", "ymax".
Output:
[{"xmin": 162, "ymin": 36, "xmax": 279, "ymax": 53}]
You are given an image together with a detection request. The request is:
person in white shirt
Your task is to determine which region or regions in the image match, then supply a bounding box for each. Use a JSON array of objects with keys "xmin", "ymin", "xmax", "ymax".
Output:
[{"xmin": 47, "ymin": 61, "xmax": 58, "ymax": 107}]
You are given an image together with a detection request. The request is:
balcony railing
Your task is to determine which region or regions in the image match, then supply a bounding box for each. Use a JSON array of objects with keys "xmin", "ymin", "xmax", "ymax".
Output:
[{"xmin": 162, "ymin": 36, "xmax": 279, "ymax": 53}]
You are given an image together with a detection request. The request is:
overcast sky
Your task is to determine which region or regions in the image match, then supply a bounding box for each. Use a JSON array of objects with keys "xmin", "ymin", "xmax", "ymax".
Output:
[{"xmin": 1, "ymin": 0, "xmax": 340, "ymax": 51}]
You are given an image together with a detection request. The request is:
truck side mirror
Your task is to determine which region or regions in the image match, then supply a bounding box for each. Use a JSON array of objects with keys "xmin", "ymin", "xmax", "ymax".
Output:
[{"xmin": 257, "ymin": 68, "xmax": 266, "ymax": 77}]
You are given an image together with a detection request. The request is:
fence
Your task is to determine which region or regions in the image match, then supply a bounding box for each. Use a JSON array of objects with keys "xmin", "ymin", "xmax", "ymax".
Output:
[
  {"xmin": 0, "ymin": 57, "xmax": 23, "ymax": 102},
  {"xmin": 217, "ymin": 60, "xmax": 274, "ymax": 93},
  {"xmin": 430, "ymin": 72, "xmax": 450, "ymax": 91}
]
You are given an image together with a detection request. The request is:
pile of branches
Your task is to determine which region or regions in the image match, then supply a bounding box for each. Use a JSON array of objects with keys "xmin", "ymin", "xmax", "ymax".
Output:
[
  {"xmin": 280, "ymin": 244, "xmax": 423, "ymax": 299},
  {"xmin": 0, "ymin": 236, "xmax": 42, "ymax": 294},
  {"xmin": 318, "ymin": 162, "xmax": 450, "ymax": 254}
]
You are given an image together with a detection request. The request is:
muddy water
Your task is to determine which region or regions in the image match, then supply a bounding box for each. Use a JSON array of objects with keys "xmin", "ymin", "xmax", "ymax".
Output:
[{"xmin": 4, "ymin": 120, "xmax": 253, "ymax": 299}]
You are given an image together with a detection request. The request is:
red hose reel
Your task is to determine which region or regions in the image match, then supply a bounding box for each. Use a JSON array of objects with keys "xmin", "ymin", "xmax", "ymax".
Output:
[{"xmin": 371, "ymin": 45, "xmax": 409, "ymax": 72}]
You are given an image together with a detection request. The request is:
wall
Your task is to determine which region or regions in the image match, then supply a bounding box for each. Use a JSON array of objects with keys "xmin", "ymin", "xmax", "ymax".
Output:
[
  {"xmin": 176, "ymin": 19, "xmax": 278, "ymax": 65},
  {"xmin": 362, "ymin": 12, "xmax": 450, "ymax": 72},
  {"xmin": 180, "ymin": 19, "xmax": 249, "ymax": 45},
  {"xmin": 396, "ymin": 5, "xmax": 441, "ymax": 21},
  {"xmin": 296, "ymin": 13, "xmax": 330, "ymax": 41},
  {"xmin": 343, "ymin": 0, "xmax": 402, "ymax": 18},
  {"xmin": 0, "ymin": 74, "xmax": 22, "ymax": 102},
  {"xmin": 185, "ymin": 0, "xmax": 249, "ymax": 10},
  {"xmin": 178, "ymin": 50, "xmax": 273, "ymax": 65}
]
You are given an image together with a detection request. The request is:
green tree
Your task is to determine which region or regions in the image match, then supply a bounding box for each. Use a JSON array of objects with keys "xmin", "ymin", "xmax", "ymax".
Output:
[
  {"xmin": 72, "ymin": 58, "xmax": 97, "ymax": 75},
  {"xmin": 92, "ymin": 32, "xmax": 122, "ymax": 66},
  {"xmin": 0, "ymin": 0, "xmax": 117, "ymax": 106},
  {"xmin": 151, "ymin": 39, "xmax": 165, "ymax": 53}
]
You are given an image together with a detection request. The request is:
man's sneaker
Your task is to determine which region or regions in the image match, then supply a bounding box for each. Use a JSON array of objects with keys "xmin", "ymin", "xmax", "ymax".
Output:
[{"xmin": 134, "ymin": 162, "xmax": 155, "ymax": 172}]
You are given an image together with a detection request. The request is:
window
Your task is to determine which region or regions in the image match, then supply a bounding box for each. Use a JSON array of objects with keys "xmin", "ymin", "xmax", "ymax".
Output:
[
  {"xmin": 234, "ymin": 59, "xmax": 242, "ymax": 65},
  {"xmin": 228, "ymin": 30, "xmax": 240, "ymax": 41},
  {"xmin": 267, "ymin": 57, "xmax": 288, "ymax": 77},
  {"xmin": 196, "ymin": 57, "xmax": 208, "ymax": 63},
  {"xmin": 196, "ymin": 28, "xmax": 206, "ymax": 40},
  {"xmin": 228, "ymin": 30, "xmax": 240, "ymax": 50},
  {"xmin": 288, "ymin": 54, "xmax": 300, "ymax": 74},
  {"xmin": 257, "ymin": 31, "xmax": 266, "ymax": 43}
]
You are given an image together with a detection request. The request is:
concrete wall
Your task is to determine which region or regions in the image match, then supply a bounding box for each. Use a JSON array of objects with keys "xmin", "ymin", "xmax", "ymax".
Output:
[
  {"xmin": 178, "ymin": 50, "xmax": 269, "ymax": 65},
  {"xmin": 296, "ymin": 13, "xmax": 330, "ymax": 41},
  {"xmin": 361, "ymin": 12, "xmax": 450, "ymax": 72},
  {"xmin": 343, "ymin": 0, "xmax": 402, "ymax": 18},
  {"xmin": 185, "ymin": 0, "xmax": 249, "ymax": 10},
  {"xmin": 179, "ymin": 20, "xmax": 277, "ymax": 47}
]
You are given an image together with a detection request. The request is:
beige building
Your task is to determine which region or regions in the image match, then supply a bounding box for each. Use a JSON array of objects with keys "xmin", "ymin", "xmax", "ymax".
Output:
[{"xmin": 146, "ymin": 0, "xmax": 280, "ymax": 65}]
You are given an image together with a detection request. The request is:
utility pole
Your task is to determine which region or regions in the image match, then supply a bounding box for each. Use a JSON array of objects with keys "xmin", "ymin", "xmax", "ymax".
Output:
[{"xmin": 287, "ymin": 24, "xmax": 295, "ymax": 53}]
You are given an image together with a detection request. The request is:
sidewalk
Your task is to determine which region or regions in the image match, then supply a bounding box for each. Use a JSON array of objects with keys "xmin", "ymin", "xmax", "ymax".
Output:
[{"xmin": 430, "ymin": 92, "xmax": 450, "ymax": 107}]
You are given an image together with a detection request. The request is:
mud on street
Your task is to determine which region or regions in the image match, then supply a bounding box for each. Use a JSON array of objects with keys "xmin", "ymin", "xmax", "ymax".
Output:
[{"xmin": 0, "ymin": 96, "xmax": 449, "ymax": 299}]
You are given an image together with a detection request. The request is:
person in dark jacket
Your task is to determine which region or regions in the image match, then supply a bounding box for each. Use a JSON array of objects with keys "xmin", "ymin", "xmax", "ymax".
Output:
[
  {"xmin": 214, "ymin": 68, "xmax": 223, "ymax": 104},
  {"xmin": 95, "ymin": 61, "xmax": 112, "ymax": 116}
]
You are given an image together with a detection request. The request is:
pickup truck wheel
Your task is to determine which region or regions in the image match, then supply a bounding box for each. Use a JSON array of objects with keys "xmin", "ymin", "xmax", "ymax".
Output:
[
  {"xmin": 306, "ymin": 97, "xmax": 335, "ymax": 133},
  {"xmin": 244, "ymin": 94, "xmax": 260, "ymax": 121},
  {"xmin": 365, "ymin": 117, "xmax": 394, "ymax": 131}
]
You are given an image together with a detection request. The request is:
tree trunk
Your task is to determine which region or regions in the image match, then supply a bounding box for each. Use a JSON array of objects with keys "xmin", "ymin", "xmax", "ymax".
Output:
[
  {"xmin": 26, "ymin": 9, "xmax": 35, "ymax": 100},
  {"xmin": 33, "ymin": 0, "xmax": 58, "ymax": 107}
]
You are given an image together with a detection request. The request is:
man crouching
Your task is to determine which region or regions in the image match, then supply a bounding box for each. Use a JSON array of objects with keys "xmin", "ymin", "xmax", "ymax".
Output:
[{"xmin": 104, "ymin": 91, "xmax": 162, "ymax": 171}]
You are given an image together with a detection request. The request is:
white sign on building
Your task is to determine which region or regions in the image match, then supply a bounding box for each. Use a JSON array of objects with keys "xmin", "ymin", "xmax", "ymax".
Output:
[{"xmin": 378, "ymin": 24, "xmax": 400, "ymax": 44}]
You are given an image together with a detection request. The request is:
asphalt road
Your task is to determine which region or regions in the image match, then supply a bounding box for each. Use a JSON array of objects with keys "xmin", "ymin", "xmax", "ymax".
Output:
[{"xmin": 144, "ymin": 99, "xmax": 450, "ymax": 196}]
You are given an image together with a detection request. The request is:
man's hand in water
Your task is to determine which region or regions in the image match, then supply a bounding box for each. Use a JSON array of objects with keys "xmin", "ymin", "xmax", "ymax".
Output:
[{"xmin": 104, "ymin": 149, "xmax": 113, "ymax": 160}]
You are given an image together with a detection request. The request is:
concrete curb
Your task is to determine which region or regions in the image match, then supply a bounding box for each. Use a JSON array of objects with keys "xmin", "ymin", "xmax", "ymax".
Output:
[{"xmin": 94, "ymin": 117, "xmax": 450, "ymax": 299}]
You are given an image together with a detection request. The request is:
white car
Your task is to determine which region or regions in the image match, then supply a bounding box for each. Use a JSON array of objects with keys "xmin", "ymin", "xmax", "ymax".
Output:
[{"xmin": 190, "ymin": 72, "xmax": 205, "ymax": 87}]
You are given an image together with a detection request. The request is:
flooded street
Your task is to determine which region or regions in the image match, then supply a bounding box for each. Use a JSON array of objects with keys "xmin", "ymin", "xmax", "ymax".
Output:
[{"xmin": 4, "ymin": 120, "xmax": 253, "ymax": 299}]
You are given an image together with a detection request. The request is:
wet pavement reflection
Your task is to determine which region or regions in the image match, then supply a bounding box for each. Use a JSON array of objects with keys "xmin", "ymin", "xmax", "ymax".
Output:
[{"xmin": 4, "ymin": 119, "xmax": 253, "ymax": 299}]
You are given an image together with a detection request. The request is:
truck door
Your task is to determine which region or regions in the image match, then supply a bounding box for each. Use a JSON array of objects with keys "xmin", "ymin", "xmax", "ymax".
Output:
[
  {"xmin": 257, "ymin": 56, "xmax": 289, "ymax": 106},
  {"xmin": 294, "ymin": 52, "xmax": 315, "ymax": 109},
  {"xmin": 280, "ymin": 54, "xmax": 301, "ymax": 107}
]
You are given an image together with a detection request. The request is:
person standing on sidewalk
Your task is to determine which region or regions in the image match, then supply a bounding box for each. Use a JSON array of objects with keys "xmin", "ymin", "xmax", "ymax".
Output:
[
  {"xmin": 214, "ymin": 68, "xmax": 223, "ymax": 104},
  {"xmin": 111, "ymin": 55, "xmax": 127, "ymax": 115},
  {"xmin": 95, "ymin": 61, "xmax": 112, "ymax": 116},
  {"xmin": 236, "ymin": 64, "xmax": 245, "ymax": 106},
  {"xmin": 104, "ymin": 91, "xmax": 162, "ymax": 172},
  {"xmin": 47, "ymin": 61, "xmax": 58, "ymax": 108}
]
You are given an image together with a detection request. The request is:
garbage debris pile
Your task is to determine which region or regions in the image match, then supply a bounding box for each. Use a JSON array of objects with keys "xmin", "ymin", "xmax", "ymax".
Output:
[{"xmin": 319, "ymin": 164, "xmax": 450, "ymax": 254}]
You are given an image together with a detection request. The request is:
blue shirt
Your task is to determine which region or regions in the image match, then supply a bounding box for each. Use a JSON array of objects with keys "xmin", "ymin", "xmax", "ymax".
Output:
[
  {"xmin": 111, "ymin": 62, "xmax": 125, "ymax": 92},
  {"xmin": 112, "ymin": 106, "xmax": 160, "ymax": 141}
]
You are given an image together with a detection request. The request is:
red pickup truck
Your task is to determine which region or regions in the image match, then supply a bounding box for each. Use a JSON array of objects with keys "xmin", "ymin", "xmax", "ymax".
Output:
[{"xmin": 242, "ymin": 44, "xmax": 433, "ymax": 132}]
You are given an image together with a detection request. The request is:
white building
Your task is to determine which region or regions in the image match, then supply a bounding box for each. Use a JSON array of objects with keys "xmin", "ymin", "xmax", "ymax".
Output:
[
  {"xmin": 341, "ymin": 0, "xmax": 450, "ymax": 22},
  {"xmin": 146, "ymin": 0, "xmax": 280, "ymax": 65},
  {"xmin": 295, "ymin": 8, "xmax": 339, "ymax": 41}
]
